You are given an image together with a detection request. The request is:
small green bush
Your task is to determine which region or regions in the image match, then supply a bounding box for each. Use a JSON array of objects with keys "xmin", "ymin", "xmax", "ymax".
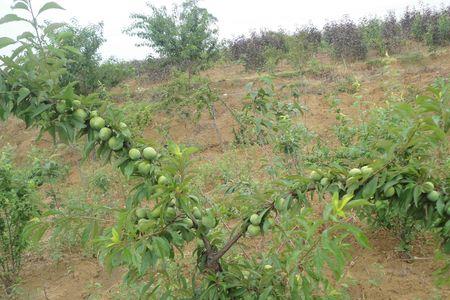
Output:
[
  {"xmin": 130, "ymin": 58, "xmax": 175, "ymax": 83},
  {"xmin": 58, "ymin": 21, "xmax": 106, "ymax": 95},
  {"xmin": 361, "ymin": 18, "xmax": 385, "ymax": 55},
  {"xmin": 0, "ymin": 149, "xmax": 38, "ymax": 295},
  {"xmin": 409, "ymin": 7, "xmax": 450, "ymax": 48},
  {"xmin": 381, "ymin": 12, "xmax": 402, "ymax": 54},
  {"xmin": 97, "ymin": 58, "xmax": 135, "ymax": 88},
  {"xmin": 229, "ymin": 30, "xmax": 287, "ymax": 71},
  {"xmin": 323, "ymin": 18, "xmax": 367, "ymax": 61},
  {"xmin": 285, "ymin": 26, "xmax": 321, "ymax": 69}
]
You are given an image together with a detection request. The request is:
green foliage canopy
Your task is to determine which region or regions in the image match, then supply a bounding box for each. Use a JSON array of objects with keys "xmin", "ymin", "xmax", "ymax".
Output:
[
  {"xmin": 0, "ymin": 149, "xmax": 38, "ymax": 294},
  {"xmin": 58, "ymin": 21, "xmax": 105, "ymax": 94},
  {"xmin": 125, "ymin": 0, "xmax": 218, "ymax": 73}
]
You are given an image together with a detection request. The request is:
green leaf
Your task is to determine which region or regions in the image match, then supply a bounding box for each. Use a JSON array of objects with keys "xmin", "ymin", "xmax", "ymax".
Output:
[
  {"xmin": 56, "ymin": 31, "xmax": 73, "ymax": 41},
  {"xmin": 436, "ymin": 200, "xmax": 445, "ymax": 216},
  {"xmin": 12, "ymin": 1, "xmax": 29, "ymax": 10},
  {"xmin": 413, "ymin": 185, "xmax": 422, "ymax": 207},
  {"xmin": 153, "ymin": 236, "xmax": 171, "ymax": 258},
  {"xmin": 167, "ymin": 141, "xmax": 181, "ymax": 156},
  {"xmin": 17, "ymin": 87, "xmax": 30, "ymax": 104},
  {"xmin": 81, "ymin": 223, "xmax": 93, "ymax": 245},
  {"xmin": 443, "ymin": 220, "xmax": 450, "ymax": 236},
  {"xmin": 23, "ymin": 222, "xmax": 50, "ymax": 244},
  {"xmin": 443, "ymin": 239, "xmax": 450, "ymax": 254},
  {"xmin": 259, "ymin": 286, "xmax": 273, "ymax": 299},
  {"xmin": 333, "ymin": 224, "xmax": 369, "ymax": 248},
  {"xmin": 111, "ymin": 227, "xmax": 120, "ymax": 242},
  {"xmin": 30, "ymin": 103, "xmax": 52, "ymax": 119},
  {"xmin": 332, "ymin": 192, "xmax": 339, "ymax": 209},
  {"xmin": 63, "ymin": 45, "xmax": 81, "ymax": 55},
  {"xmin": 17, "ymin": 31, "xmax": 34, "ymax": 41},
  {"xmin": 323, "ymin": 203, "xmax": 333, "ymax": 221},
  {"xmin": 339, "ymin": 194, "xmax": 354, "ymax": 210},
  {"xmin": 0, "ymin": 37, "xmax": 15, "ymax": 49},
  {"xmin": 183, "ymin": 146, "xmax": 198, "ymax": 157},
  {"xmin": 43, "ymin": 22, "xmax": 65, "ymax": 34},
  {"xmin": 345, "ymin": 199, "xmax": 372, "ymax": 209},
  {"xmin": 123, "ymin": 161, "xmax": 135, "ymax": 179},
  {"xmin": 37, "ymin": 2, "xmax": 65, "ymax": 16},
  {"xmin": 10, "ymin": 43, "xmax": 27, "ymax": 59},
  {"xmin": 82, "ymin": 139, "xmax": 96, "ymax": 160},
  {"xmin": 362, "ymin": 176, "xmax": 378, "ymax": 199},
  {"xmin": 383, "ymin": 180, "xmax": 397, "ymax": 193},
  {"xmin": 139, "ymin": 251, "xmax": 154, "ymax": 275},
  {"xmin": 0, "ymin": 14, "xmax": 25, "ymax": 25}
]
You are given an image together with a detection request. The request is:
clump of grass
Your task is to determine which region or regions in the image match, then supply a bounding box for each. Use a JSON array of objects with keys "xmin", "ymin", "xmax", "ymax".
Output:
[{"xmin": 397, "ymin": 52, "xmax": 425, "ymax": 65}]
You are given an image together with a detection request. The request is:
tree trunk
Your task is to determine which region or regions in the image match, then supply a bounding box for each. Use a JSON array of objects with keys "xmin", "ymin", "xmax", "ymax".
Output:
[{"xmin": 208, "ymin": 102, "xmax": 224, "ymax": 151}]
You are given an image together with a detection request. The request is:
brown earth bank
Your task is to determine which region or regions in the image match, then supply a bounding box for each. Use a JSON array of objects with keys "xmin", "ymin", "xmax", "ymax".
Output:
[
  {"xmin": 1, "ymin": 46, "xmax": 450, "ymax": 299},
  {"xmin": 7, "ymin": 227, "xmax": 450, "ymax": 299}
]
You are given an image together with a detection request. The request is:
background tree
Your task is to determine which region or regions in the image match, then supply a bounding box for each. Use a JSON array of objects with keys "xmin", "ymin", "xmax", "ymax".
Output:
[
  {"xmin": 125, "ymin": 0, "xmax": 218, "ymax": 76},
  {"xmin": 59, "ymin": 21, "xmax": 105, "ymax": 95}
]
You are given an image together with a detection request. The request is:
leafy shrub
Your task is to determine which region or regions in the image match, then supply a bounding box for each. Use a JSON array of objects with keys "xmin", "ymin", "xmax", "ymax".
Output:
[
  {"xmin": 58, "ymin": 21, "xmax": 106, "ymax": 95},
  {"xmin": 322, "ymin": 78, "xmax": 449, "ymax": 252},
  {"xmin": 26, "ymin": 148, "xmax": 69, "ymax": 211},
  {"xmin": 400, "ymin": 7, "xmax": 419, "ymax": 36},
  {"xmin": 300, "ymin": 25, "xmax": 322, "ymax": 45},
  {"xmin": 97, "ymin": 58, "xmax": 135, "ymax": 88},
  {"xmin": 262, "ymin": 46, "xmax": 285, "ymax": 73},
  {"xmin": 0, "ymin": 148, "xmax": 38, "ymax": 294},
  {"xmin": 285, "ymin": 25, "xmax": 321, "ymax": 69},
  {"xmin": 437, "ymin": 14, "xmax": 450, "ymax": 43},
  {"xmin": 361, "ymin": 18, "xmax": 385, "ymax": 55},
  {"xmin": 154, "ymin": 71, "xmax": 211, "ymax": 109},
  {"xmin": 411, "ymin": 12, "xmax": 427, "ymax": 40},
  {"xmin": 130, "ymin": 58, "xmax": 175, "ymax": 83},
  {"xmin": 232, "ymin": 77, "xmax": 304, "ymax": 145},
  {"xmin": 381, "ymin": 12, "xmax": 402, "ymax": 54},
  {"xmin": 28, "ymin": 148, "xmax": 69, "ymax": 187},
  {"xmin": 36, "ymin": 188, "xmax": 114, "ymax": 258},
  {"xmin": 125, "ymin": 0, "xmax": 218, "ymax": 75},
  {"xmin": 425, "ymin": 13, "xmax": 450, "ymax": 48},
  {"xmin": 229, "ymin": 31, "xmax": 287, "ymax": 71},
  {"xmin": 151, "ymin": 71, "xmax": 223, "ymax": 145},
  {"xmin": 360, "ymin": 13, "xmax": 405, "ymax": 56},
  {"xmin": 408, "ymin": 6, "xmax": 450, "ymax": 47},
  {"xmin": 302, "ymin": 58, "xmax": 335, "ymax": 81},
  {"xmin": 336, "ymin": 75, "xmax": 361, "ymax": 94},
  {"xmin": 57, "ymin": 22, "xmax": 132, "ymax": 93},
  {"xmin": 273, "ymin": 115, "xmax": 313, "ymax": 155},
  {"xmin": 122, "ymin": 101, "xmax": 154, "ymax": 138},
  {"xmin": 324, "ymin": 18, "xmax": 367, "ymax": 60}
]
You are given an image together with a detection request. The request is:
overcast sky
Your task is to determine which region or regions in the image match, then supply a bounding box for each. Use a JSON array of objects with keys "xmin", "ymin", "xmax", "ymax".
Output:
[{"xmin": 0, "ymin": 0, "xmax": 448, "ymax": 61}]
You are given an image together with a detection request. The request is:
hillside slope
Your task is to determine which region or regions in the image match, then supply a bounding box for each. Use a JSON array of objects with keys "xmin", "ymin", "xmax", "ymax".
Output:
[{"xmin": 1, "ymin": 46, "xmax": 450, "ymax": 299}]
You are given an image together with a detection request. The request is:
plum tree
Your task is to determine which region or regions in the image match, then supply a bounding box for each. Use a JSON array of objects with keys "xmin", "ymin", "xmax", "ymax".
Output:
[{"xmin": 1, "ymin": 1, "xmax": 448, "ymax": 298}]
